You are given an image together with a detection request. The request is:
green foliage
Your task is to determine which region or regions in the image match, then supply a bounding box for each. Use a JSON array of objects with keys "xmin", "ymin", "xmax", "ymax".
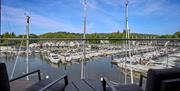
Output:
[
  {"xmin": 2, "ymin": 32, "xmax": 16, "ymax": 38},
  {"xmin": 0, "ymin": 31, "xmax": 179, "ymax": 45},
  {"xmin": 159, "ymin": 32, "xmax": 180, "ymax": 38},
  {"xmin": 40, "ymin": 32, "xmax": 82, "ymax": 38},
  {"xmin": 1, "ymin": 32, "xmax": 17, "ymax": 45},
  {"xmin": 159, "ymin": 35, "xmax": 174, "ymax": 38},
  {"xmin": 174, "ymin": 31, "xmax": 180, "ymax": 38}
]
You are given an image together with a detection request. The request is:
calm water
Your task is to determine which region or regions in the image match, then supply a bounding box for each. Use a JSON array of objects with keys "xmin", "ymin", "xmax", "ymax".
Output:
[
  {"xmin": 1, "ymin": 54, "xmax": 179, "ymax": 84},
  {"xmin": 0, "ymin": 54, "xmax": 134, "ymax": 84}
]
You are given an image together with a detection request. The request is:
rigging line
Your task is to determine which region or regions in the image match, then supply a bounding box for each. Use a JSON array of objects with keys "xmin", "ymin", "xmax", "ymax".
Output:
[
  {"xmin": 10, "ymin": 32, "xmax": 26, "ymax": 79},
  {"xmin": 3, "ymin": 5, "xmax": 13, "ymax": 33}
]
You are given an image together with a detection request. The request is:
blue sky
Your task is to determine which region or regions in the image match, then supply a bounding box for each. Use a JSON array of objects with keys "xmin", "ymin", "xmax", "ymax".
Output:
[{"xmin": 1, "ymin": 0, "xmax": 180, "ymax": 35}]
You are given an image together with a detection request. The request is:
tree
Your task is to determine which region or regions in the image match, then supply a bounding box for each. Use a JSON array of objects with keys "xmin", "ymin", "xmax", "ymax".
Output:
[
  {"xmin": 174, "ymin": 31, "xmax": 180, "ymax": 38},
  {"xmin": 11, "ymin": 32, "xmax": 16, "ymax": 37}
]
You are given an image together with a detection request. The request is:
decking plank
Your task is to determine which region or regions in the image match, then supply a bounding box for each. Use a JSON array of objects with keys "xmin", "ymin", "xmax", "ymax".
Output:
[{"xmin": 10, "ymin": 80, "xmax": 35, "ymax": 91}]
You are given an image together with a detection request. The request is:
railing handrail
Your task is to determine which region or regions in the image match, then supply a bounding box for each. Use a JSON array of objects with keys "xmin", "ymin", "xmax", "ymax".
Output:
[
  {"xmin": 0, "ymin": 38, "xmax": 180, "ymax": 41},
  {"xmin": 9, "ymin": 70, "xmax": 41, "ymax": 82},
  {"xmin": 38, "ymin": 74, "xmax": 68, "ymax": 91},
  {"xmin": 102, "ymin": 77, "xmax": 118, "ymax": 91}
]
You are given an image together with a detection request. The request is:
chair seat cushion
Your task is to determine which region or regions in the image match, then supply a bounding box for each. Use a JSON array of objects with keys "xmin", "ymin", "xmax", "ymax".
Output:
[
  {"xmin": 24, "ymin": 79, "xmax": 65, "ymax": 91},
  {"xmin": 106, "ymin": 84, "xmax": 144, "ymax": 91}
]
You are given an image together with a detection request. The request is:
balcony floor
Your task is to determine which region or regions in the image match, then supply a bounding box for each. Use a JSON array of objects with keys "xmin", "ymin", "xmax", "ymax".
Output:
[{"xmin": 10, "ymin": 80, "xmax": 35, "ymax": 91}]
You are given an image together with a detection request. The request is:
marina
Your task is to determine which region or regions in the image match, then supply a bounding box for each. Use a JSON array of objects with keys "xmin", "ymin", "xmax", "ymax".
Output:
[
  {"xmin": 1, "ymin": 0, "xmax": 180, "ymax": 90},
  {"xmin": 1, "ymin": 41, "xmax": 180, "ymax": 81},
  {"xmin": 1, "ymin": 40, "xmax": 180, "ymax": 91}
]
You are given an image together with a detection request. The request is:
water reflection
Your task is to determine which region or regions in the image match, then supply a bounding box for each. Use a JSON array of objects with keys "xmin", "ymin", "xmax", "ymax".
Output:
[
  {"xmin": 1, "ymin": 52, "xmax": 180, "ymax": 85},
  {"xmin": 1, "ymin": 54, "xmax": 132, "ymax": 83}
]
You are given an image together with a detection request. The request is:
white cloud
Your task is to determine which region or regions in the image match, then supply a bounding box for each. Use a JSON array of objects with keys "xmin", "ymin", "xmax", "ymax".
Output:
[
  {"xmin": 1, "ymin": 5, "xmax": 83, "ymax": 34},
  {"xmin": 128, "ymin": 0, "xmax": 179, "ymax": 16},
  {"xmin": 135, "ymin": 0, "xmax": 164, "ymax": 16}
]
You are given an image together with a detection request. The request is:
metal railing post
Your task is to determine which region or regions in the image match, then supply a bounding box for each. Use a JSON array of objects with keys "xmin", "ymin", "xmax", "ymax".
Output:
[
  {"xmin": 38, "ymin": 70, "xmax": 41, "ymax": 81},
  {"xmin": 64, "ymin": 75, "xmax": 68, "ymax": 86},
  {"xmin": 102, "ymin": 78, "xmax": 106, "ymax": 91}
]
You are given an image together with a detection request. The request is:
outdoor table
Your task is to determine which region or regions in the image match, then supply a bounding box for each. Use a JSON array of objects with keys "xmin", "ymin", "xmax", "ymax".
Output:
[{"xmin": 64, "ymin": 79, "xmax": 103, "ymax": 91}]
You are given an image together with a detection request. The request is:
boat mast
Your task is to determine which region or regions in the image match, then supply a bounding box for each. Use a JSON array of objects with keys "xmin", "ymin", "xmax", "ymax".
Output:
[
  {"xmin": 124, "ymin": 0, "xmax": 133, "ymax": 84},
  {"xmin": 0, "ymin": 25, "xmax": 1, "ymax": 56},
  {"xmin": 26, "ymin": 15, "xmax": 30, "ymax": 80},
  {"xmin": 125, "ymin": 0, "xmax": 129, "ymax": 39},
  {"xmin": 81, "ymin": 0, "xmax": 87, "ymax": 79}
]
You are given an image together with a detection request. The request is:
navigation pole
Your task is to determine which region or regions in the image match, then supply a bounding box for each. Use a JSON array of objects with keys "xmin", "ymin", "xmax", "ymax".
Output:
[{"xmin": 81, "ymin": 0, "xmax": 87, "ymax": 79}]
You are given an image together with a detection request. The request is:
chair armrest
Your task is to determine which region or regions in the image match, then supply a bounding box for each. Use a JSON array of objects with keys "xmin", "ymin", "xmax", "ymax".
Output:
[
  {"xmin": 10, "ymin": 70, "xmax": 41, "ymax": 82},
  {"xmin": 102, "ymin": 77, "xmax": 117, "ymax": 91},
  {"xmin": 139, "ymin": 74, "xmax": 147, "ymax": 87},
  {"xmin": 39, "ymin": 74, "xmax": 68, "ymax": 91}
]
